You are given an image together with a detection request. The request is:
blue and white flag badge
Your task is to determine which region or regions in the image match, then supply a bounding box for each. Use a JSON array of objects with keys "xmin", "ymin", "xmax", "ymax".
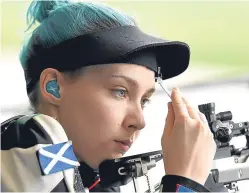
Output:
[
  {"xmin": 176, "ymin": 184, "xmax": 196, "ymax": 192},
  {"xmin": 38, "ymin": 141, "xmax": 80, "ymax": 175}
]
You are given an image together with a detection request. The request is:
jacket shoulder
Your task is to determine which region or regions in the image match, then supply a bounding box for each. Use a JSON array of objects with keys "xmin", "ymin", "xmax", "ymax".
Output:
[{"xmin": 1, "ymin": 114, "xmax": 53, "ymax": 150}]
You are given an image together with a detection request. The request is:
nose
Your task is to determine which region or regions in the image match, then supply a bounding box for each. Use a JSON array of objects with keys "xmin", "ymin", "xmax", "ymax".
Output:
[{"xmin": 123, "ymin": 103, "xmax": 146, "ymax": 131}]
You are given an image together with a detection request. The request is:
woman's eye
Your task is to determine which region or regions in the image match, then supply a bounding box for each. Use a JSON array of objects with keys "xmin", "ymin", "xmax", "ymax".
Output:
[
  {"xmin": 141, "ymin": 98, "xmax": 151, "ymax": 107},
  {"xmin": 112, "ymin": 89, "xmax": 128, "ymax": 99}
]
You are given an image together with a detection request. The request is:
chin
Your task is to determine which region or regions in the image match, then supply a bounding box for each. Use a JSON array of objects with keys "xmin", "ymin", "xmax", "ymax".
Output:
[{"xmin": 109, "ymin": 152, "xmax": 125, "ymax": 160}]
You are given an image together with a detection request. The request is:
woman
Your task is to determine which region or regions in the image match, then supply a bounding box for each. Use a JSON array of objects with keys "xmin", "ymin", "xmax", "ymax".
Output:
[{"xmin": 1, "ymin": 0, "xmax": 217, "ymax": 192}]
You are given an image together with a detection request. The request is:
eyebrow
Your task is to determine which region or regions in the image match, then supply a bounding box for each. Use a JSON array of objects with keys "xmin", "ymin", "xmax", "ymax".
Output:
[{"xmin": 110, "ymin": 75, "xmax": 156, "ymax": 95}]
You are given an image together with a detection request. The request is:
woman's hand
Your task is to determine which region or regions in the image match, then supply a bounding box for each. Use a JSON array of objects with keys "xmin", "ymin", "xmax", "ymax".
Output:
[{"xmin": 161, "ymin": 88, "xmax": 216, "ymax": 185}]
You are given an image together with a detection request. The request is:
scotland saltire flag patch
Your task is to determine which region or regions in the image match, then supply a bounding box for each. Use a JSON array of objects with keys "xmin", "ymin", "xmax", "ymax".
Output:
[
  {"xmin": 38, "ymin": 141, "xmax": 80, "ymax": 175},
  {"xmin": 176, "ymin": 184, "xmax": 196, "ymax": 192}
]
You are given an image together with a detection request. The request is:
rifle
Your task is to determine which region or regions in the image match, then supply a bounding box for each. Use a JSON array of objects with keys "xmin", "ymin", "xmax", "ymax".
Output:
[{"xmin": 99, "ymin": 102, "xmax": 249, "ymax": 193}]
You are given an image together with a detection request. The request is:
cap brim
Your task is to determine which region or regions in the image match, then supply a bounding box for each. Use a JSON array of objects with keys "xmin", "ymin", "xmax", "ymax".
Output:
[
  {"xmin": 90, "ymin": 26, "xmax": 190, "ymax": 80},
  {"xmin": 116, "ymin": 41, "xmax": 190, "ymax": 80}
]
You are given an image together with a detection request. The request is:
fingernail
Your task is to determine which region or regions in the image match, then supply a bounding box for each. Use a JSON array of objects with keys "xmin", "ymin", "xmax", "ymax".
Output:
[
  {"xmin": 167, "ymin": 102, "xmax": 172, "ymax": 110},
  {"xmin": 173, "ymin": 87, "xmax": 179, "ymax": 91}
]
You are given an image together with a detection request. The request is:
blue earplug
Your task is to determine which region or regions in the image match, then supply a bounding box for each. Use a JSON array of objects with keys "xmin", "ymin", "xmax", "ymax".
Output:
[{"xmin": 46, "ymin": 80, "xmax": 60, "ymax": 98}]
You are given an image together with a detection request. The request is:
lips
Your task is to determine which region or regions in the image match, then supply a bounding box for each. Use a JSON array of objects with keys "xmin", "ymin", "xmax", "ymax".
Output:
[
  {"xmin": 115, "ymin": 140, "xmax": 133, "ymax": 147},
  {"xmin": 114, "ymin": 139, "xmax": 133, "ymax": 152}
]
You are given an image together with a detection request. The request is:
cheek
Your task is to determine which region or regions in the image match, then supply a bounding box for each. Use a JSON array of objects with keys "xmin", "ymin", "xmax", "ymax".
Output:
[
  {"xmin": 58, "ymin": 91, "xmax": 87, "ymax": 137},
  {"xmin": 59, "ymin": 89, "xmax": 126, "ymax": 142},
  {"xmin": 60, "ymin": 90, "xmax": 85, "ymax": 119},
  {"xmin": 84, "ymin": 97, "xmax": 125, "ymax": 139}
]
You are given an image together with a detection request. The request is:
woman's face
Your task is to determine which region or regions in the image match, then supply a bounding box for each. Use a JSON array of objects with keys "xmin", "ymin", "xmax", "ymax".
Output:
[{"xmin": 55, "ymin": 63, "xmax": 155, "ymax": 168}]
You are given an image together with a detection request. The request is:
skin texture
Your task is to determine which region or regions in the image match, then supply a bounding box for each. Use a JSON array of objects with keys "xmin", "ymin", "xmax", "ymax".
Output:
[
  {"xmin": 37, "ymin": 63, "xmax": 216, "ymax": 185},
  {"xmin": 37, "ymin": 63, "xmax": 156, "ymax": 169}
]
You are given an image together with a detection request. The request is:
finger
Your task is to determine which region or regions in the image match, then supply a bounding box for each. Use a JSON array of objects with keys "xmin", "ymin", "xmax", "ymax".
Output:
[
  {"xmin": 182, "ymin": 97, "xmax": 200, "ymax": 120},
  {"xmin": 171, "ymin": 88, "xmax": 189, "ymax": 118},
  {"xmin": 198, "ymin": 112, "xmax": 209, "ymax": 125},
  {"xmin": 198, "ymin": 112, "xmax": 213, "ymax": 135},
  {"xmin": 163, "ymin": 102, "xmax": 175, "ymax": 137}
]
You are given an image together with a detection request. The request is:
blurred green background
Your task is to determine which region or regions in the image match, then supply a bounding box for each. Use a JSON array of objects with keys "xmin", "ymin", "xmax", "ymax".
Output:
[{"xmin": 1, "ymin": 1, "xmax": 249, "ymax": 76}]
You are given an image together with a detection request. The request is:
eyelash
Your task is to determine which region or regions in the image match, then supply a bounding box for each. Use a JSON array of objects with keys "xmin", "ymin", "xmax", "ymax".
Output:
[
  {"xmin": 141, "ymin": 98, "xmax": 151, "ymax": 107},
  {"xmin": 112, "ymin": 89, "xmax": 128, "ymax": 99},
  {"xmin": 111, "ymin": 89, "xmax": 151, "ymax": 107}
]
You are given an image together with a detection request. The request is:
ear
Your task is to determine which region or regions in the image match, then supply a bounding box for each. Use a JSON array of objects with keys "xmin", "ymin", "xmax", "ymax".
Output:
[{"xmin": 39, "ymin": 68, "xmax": 65, "ymax": 106}]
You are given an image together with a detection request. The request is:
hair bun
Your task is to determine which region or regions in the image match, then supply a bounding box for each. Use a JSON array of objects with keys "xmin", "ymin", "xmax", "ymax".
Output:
[{"xmin": 26, "ymin": 0, "xmax": 71, "ymax": 30}]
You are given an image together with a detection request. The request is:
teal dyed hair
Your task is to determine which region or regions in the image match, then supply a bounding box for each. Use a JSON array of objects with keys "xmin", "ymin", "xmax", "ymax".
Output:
[{"xmin": 20, "ymin": 0, "xmax": 137, "ymax": 109}]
